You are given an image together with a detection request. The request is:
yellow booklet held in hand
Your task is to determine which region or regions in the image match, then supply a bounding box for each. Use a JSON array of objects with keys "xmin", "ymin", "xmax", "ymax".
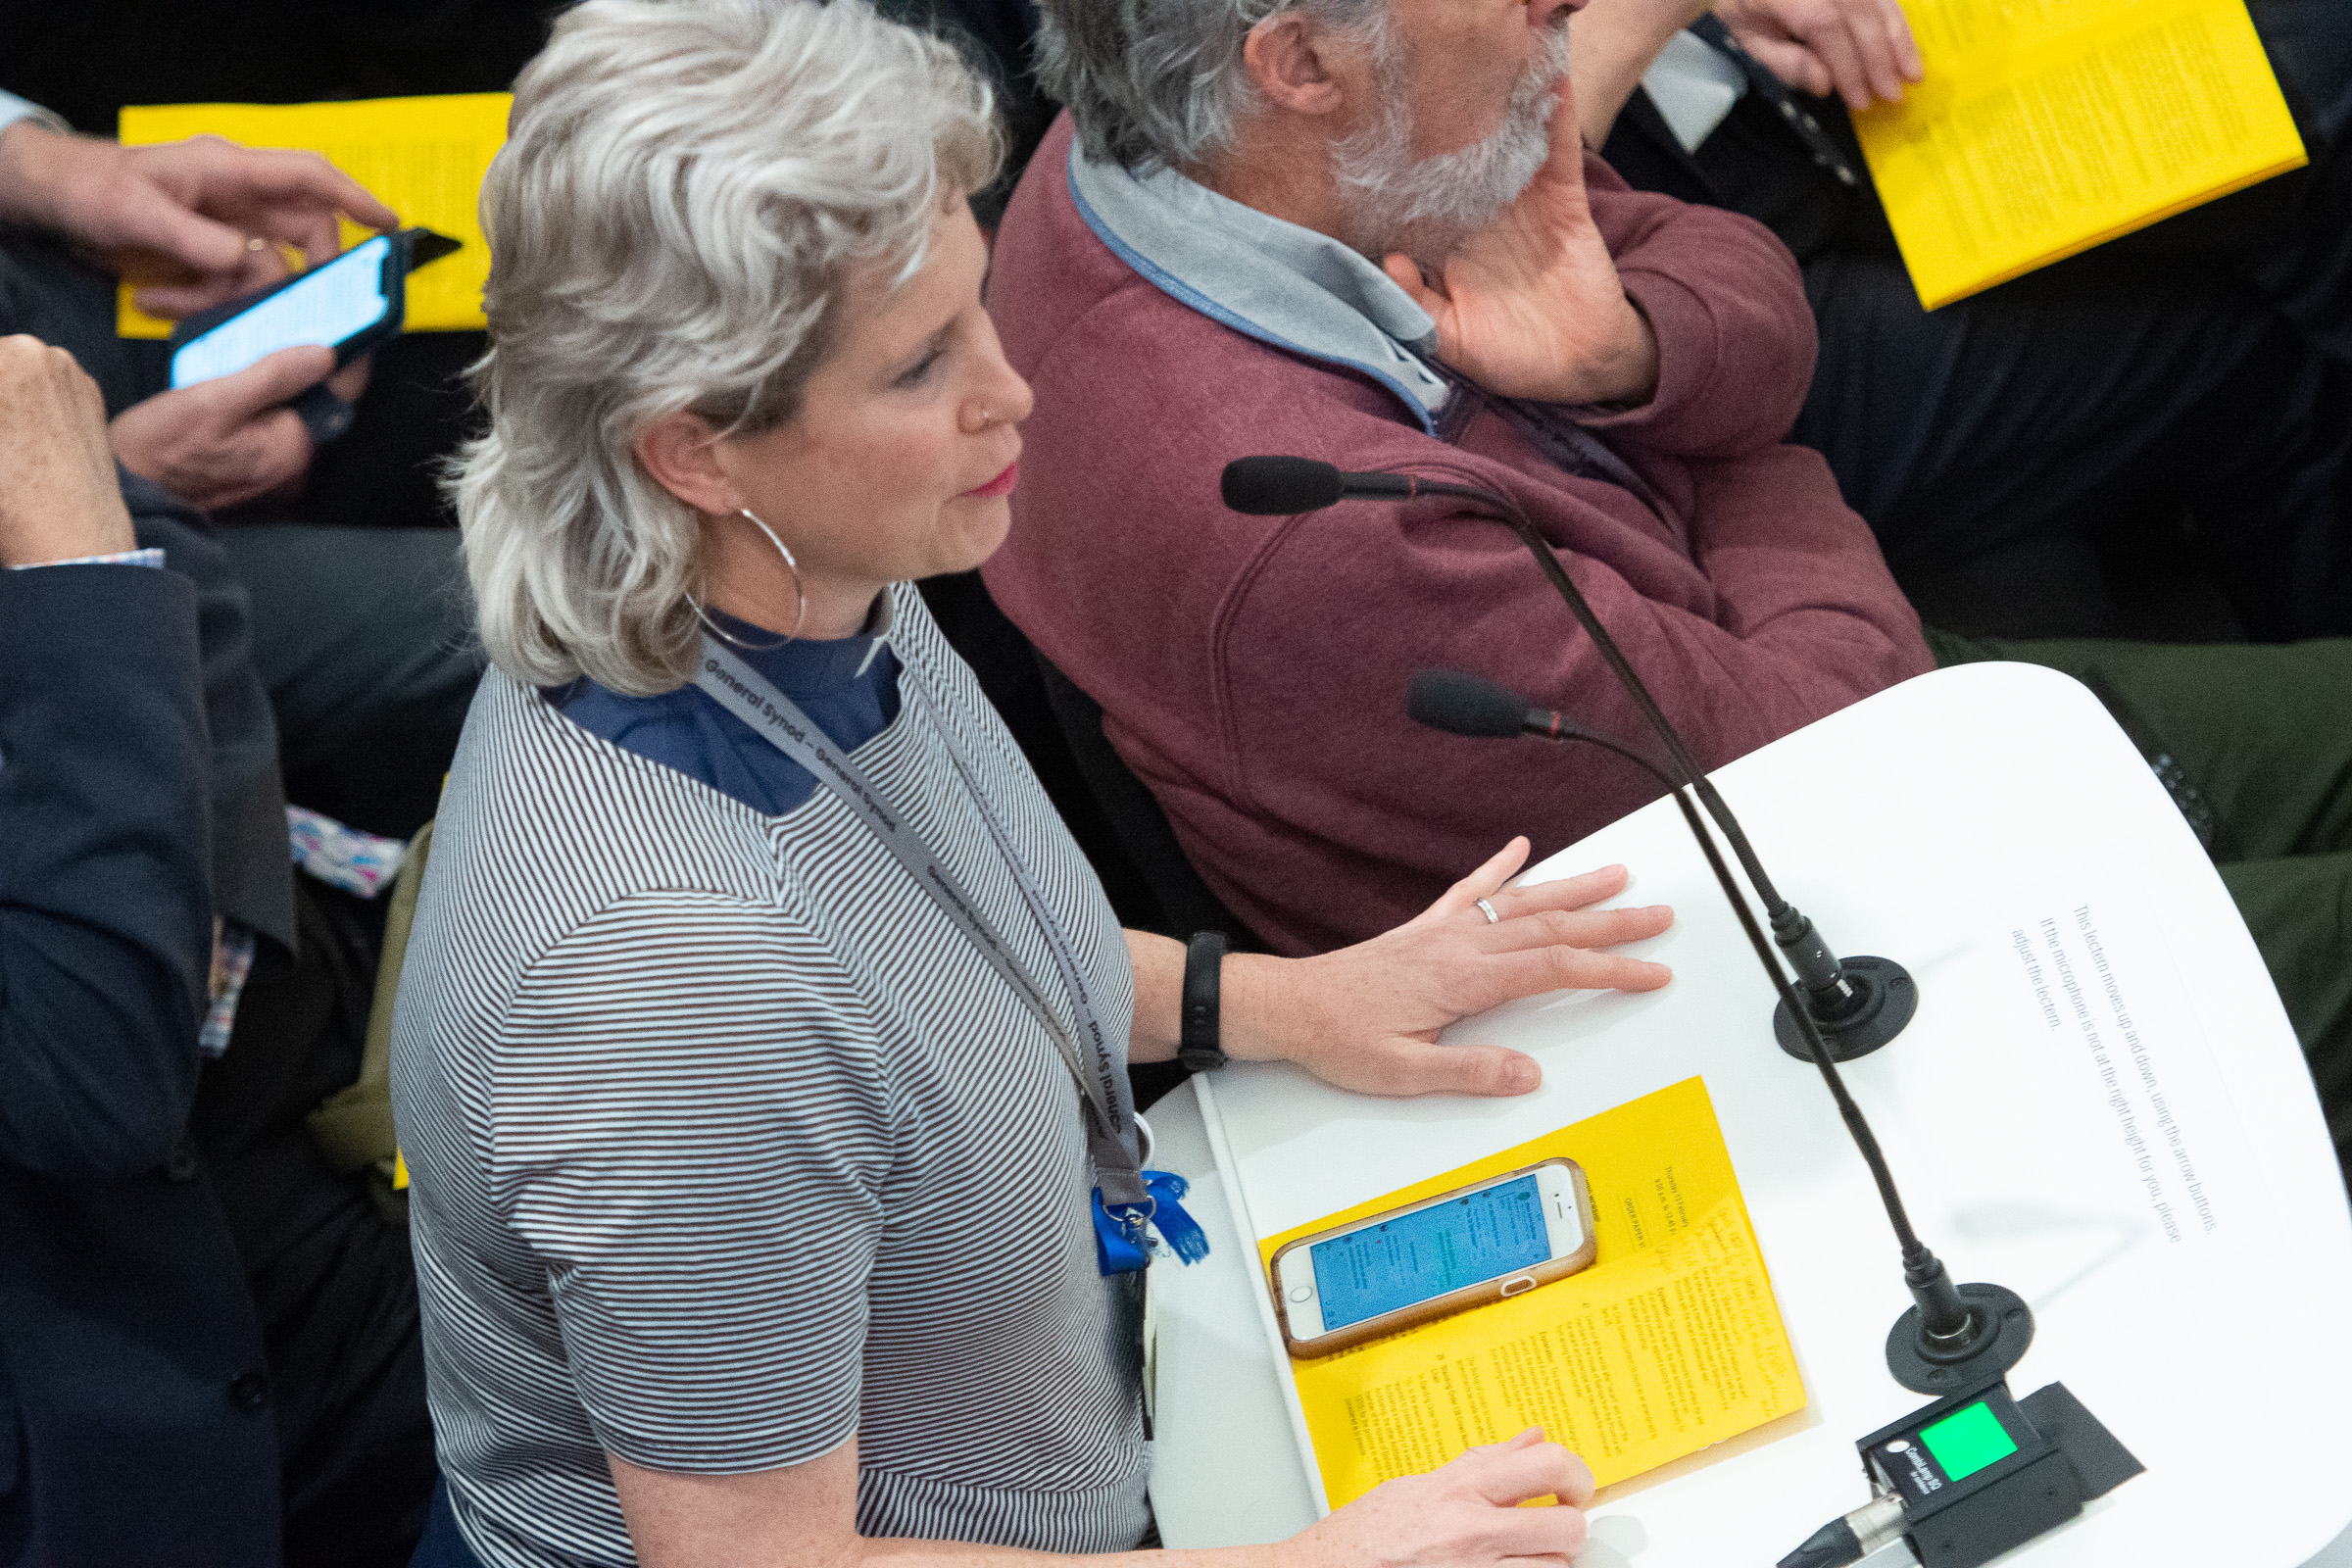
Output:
[
  {"xmin": 1852, "ymin": 0, "xmax": 2305, "ymax": 309},
  {"xmin": 117, "ymin": 93, "xmax": 511, "ymax": 339},
  {"xmin": 1258, "ymin": 1077, "xmax": 1804, "ymax": 1506}
]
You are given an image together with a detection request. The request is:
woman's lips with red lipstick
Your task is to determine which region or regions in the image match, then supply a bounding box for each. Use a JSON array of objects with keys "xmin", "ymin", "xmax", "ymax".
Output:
[{"xmin": 963, "ymin": 460, "xmax": 1019, "ymax": 499}]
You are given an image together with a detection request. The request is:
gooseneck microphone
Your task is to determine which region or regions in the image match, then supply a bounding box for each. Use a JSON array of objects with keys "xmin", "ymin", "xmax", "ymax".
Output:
[
  {"xmin": 1405, "ymin": 669, "xmax": 1675, "ymax": 785},
  {"xmin": 1228, "ymin": 456, "xmax": 2026, "ymax": 1394}
]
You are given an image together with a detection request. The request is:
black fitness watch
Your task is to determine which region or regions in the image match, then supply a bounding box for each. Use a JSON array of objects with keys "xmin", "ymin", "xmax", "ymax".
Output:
[{"xmin": 1177, "ymin": 930, "xmax": 1228, "ymax": 1073}]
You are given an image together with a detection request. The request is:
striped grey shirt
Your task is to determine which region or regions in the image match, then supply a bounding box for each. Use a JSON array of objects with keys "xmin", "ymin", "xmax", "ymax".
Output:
[{"xmin": 390, "ymin": 586, "xmax": 1149, "ymax": 1566}]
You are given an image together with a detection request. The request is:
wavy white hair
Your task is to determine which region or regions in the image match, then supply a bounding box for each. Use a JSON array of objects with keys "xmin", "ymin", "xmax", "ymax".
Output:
[{"xmin": 453, "ymin": 0, "xmax": 1001, "ymax": 695}]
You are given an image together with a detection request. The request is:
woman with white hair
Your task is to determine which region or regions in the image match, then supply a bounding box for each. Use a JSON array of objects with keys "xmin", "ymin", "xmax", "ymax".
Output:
[{"xmin": 392, "ymin": 2, "xmax": 1678, "ymax": 1564}]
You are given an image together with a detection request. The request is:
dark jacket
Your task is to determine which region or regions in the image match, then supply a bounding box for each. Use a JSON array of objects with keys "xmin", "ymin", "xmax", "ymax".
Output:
[{"xmin": 0, "ymin": 506, "xmax": 288, "ymax": 1565}]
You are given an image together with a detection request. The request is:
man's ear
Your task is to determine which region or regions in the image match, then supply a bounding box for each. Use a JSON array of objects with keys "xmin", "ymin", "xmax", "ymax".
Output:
[
  {"xmin": 632, "ymin": 410, "xmax": 734, "ymax": 516},
  {"xmin": 1242, "ymin": 12, "xmax": 1350, "ymax": 117}
]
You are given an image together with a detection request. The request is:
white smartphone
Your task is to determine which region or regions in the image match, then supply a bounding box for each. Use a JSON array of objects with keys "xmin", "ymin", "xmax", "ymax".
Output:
[{"xmin": 1269, "ymin": 1156, "xmax": 1597, "ymax": 1358}]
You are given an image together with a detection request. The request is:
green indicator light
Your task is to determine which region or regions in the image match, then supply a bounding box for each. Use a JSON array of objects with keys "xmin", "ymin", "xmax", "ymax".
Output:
[{"xmin": 1919, "ymin": 1401, "xmax": 2019, "ymax": 1482}]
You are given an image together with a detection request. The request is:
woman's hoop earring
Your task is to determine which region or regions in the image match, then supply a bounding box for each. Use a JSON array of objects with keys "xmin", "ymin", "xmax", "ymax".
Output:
[{"xmin": 688, "ymin": 507, "xmax": 808, "ymax": 652}]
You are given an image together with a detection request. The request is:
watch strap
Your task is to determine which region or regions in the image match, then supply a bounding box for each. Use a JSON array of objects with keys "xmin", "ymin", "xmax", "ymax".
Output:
[{"xmin": 1177, "ymin": 930, "xmax": 1228, "ymax": 1073}]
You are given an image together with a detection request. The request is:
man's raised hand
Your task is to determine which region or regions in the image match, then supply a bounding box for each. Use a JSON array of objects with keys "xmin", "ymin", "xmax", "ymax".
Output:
[{"xmin": 1380, "ymin": 77, "xmax": 1660, "ymax": 409}]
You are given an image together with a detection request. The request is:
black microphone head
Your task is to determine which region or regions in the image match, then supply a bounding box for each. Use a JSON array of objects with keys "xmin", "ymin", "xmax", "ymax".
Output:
[
  {"xmin": 1221, "ymin": 456, "xmax": 1346, "ymax": 515},
  {"xmin": 1407, "ymin": 668, "xmax": 1533, "ymax": 739}
]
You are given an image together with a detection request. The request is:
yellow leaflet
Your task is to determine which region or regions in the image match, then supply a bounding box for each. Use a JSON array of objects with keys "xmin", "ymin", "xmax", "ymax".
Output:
[
  {"xmin": 1853, "ymin": 0, "xmax": 2304, "ymax": 309},
  {"xmin": 1259, "ymin": 1077, "xmax": 1804, "ymax": 1505},
  {"xmin": 117, "ymin": 93, "xmax": 511, "ymax": 338}
]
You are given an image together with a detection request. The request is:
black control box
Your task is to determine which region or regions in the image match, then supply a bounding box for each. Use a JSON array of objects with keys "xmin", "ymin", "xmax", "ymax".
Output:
[{"xmin": 1855, "ymin": 1377, "xmax": 2084, "ymax": 1568}]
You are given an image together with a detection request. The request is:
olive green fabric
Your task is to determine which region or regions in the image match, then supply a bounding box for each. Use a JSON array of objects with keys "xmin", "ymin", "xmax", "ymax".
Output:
[
  {"xmin": 1927, "ymin": 632, "xmax": 2352, "ymax": 1182},
  {"xmin": 307, "ymin": 819, "xmax": 432, "ymax": 1223}
]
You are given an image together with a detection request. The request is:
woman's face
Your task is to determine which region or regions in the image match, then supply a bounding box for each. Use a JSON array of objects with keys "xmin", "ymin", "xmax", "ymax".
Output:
[{"xmin": 699, "ymin": 200, "xmax": 1034, "ymax": 628}]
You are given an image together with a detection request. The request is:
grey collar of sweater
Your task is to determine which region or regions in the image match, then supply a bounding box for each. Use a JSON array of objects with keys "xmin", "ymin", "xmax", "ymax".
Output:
[{"xmin": 1063, "ymin": 140, "xmax": 1455, "ymax": 433}]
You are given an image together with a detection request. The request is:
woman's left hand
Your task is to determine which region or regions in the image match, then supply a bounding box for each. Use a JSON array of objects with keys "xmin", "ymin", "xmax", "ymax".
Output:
[{"xmin": 1227, "ymin": 837, "xmax": 1674, "ymax": 1098}]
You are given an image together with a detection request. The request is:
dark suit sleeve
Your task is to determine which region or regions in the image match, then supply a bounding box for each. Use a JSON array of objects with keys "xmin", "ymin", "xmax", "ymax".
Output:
[{"xmin": 0, "ymin": 563, "xmax": 214, "ymax": 1179}]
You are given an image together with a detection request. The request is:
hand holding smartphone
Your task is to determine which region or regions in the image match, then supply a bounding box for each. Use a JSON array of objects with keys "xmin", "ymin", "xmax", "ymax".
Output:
[
  {"xmin": 165, "ymin": 228, "xmax": 461, "ymax": 388},
  {"xmin": 1272, "ymin": 1157, "xmax": 1598, "ymax": 1358},
  {"xmin": 159, "ymin": 227, "xmax": 460, "ymax": 450}
]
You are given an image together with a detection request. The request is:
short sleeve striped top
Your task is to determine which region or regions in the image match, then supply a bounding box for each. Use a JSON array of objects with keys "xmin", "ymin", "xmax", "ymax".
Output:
[{"xmin": 389, "ymin": 585, "xmax": 1150, "ymax": 1567}]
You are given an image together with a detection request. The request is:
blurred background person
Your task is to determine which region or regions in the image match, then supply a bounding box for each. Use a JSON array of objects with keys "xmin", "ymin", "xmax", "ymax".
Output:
[
  {"xmin": 0, "ymin": 93, "xmax": 481, "ymax": 839},
  {"xmin": 0, "ymin": 96, "xmax": 449, "ymax": 1568},
  {"xmin": 0, "ymin": 128, "xmax": 454, "ymax": 1555},
  {"xmin": 0, "ymin": 334, "xmax": 284, "ymax": 1564}
]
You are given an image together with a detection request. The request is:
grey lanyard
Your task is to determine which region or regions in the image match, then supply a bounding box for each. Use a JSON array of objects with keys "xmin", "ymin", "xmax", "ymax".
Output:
[{"xmin": 692, "ymin": 634, "xmax": 1148, "ymax": 1207}]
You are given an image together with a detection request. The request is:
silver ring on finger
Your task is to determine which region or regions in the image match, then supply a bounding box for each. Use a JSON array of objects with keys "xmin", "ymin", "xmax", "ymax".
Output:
[{"xmin": 1475, "ymin": 897, "xmax": 1499, "ymax": 924}]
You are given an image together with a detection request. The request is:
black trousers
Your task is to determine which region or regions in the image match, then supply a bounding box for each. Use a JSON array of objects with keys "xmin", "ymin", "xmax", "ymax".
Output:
[
  {"xmin": 218, "ymin": 523, "xmax": 477, "ymax": 840},
  {"xmin": 1792, "ymin": 244, "xmax": 2352, "ymax": 642}
]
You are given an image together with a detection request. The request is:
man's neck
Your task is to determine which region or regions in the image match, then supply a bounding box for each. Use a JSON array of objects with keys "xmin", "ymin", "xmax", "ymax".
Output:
[{"xmin": 1190, "ymin": 127, "xmax": 1354, "ymax": 251}]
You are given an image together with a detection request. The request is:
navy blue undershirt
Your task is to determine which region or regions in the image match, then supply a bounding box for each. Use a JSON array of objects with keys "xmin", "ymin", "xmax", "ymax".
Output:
[{"xmin": 549, "ymin": 602, "xmax": 902, "ymax": 815}]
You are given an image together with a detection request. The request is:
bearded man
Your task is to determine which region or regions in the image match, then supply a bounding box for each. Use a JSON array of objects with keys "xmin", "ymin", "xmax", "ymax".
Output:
[
  {"xmin": 985, "ymin": 0, "xmax": 1929, "ymax": 954},
  {"xmin": 982, "ymin": 0, "xmax": 2352, "ymax": 1177}
]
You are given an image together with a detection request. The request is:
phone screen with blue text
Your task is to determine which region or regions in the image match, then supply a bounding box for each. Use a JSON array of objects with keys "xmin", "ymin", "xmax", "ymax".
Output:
[{"xmin": 1308, "ymin": 1174, "xmax": 1550, "ymax": 1330}]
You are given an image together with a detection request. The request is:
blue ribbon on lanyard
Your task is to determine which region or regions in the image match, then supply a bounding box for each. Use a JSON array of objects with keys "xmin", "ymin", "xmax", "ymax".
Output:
[{"xmin": 1094, "ymin": 1170, "xmax": 1211, "ymax": 1274}]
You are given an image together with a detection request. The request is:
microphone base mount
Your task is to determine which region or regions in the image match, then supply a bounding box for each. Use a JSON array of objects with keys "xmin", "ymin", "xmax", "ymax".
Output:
[
  {"xmin": 1773, "ymin": 955, "xmax": 1918, "ymax": 1063},
  {"xmin": 1886, "ymin": 1282, "xmax": 2034, "ymax": 1394}
]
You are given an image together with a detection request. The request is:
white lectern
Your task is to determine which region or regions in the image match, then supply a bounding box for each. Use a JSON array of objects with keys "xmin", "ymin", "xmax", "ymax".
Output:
[{"xmin": 1144, "ymin": 664, "xmax": 2352, "ymax": 1567}]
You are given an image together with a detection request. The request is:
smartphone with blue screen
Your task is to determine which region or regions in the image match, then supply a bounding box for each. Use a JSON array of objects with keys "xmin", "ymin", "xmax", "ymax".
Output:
[
  {"xmin": 1270, "ymin": 1157, "xmax": 1596, "ymax": 1358},
  {"xmin": 165, "ymin": 227, "xmax": 462, "ymax": 390}
]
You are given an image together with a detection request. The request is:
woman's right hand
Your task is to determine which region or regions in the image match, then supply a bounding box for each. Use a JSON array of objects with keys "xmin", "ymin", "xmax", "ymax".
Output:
[
  {"xmin": 1286, "ymin": 1428, "xmax": 1596, "ymax": 1568},
  {"xmin": 1227, "ymin": 842, "xmax": 1672, "ymax": 1102}
]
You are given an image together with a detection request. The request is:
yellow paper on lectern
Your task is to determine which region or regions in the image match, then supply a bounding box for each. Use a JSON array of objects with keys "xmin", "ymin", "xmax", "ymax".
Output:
[
  {"xmin": 1259, "ymin": 1077, "xmax": 1803, "ymax": 1506},
  {"xmin": 116, "ymin": 93, "xmax": 510, "ymax": 338},
  {"xmin": 1853, "ymin": 0, "xmax": 2304, "ymax": 309}
]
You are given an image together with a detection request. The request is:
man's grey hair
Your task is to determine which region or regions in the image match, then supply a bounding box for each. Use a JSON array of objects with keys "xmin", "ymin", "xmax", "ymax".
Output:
[
  {"xmin": 453, "ymin": 0, "xmax": 1001, "ymax": 696},
  {"xmin": 1037, "ymin": 0, "xmax": 1382, "ymax": 173}
]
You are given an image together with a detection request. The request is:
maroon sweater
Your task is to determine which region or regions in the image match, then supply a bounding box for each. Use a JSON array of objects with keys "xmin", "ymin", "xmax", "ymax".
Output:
[{"xmin": 985, "ymin": 119, "xmax": 1933, "ymax": 956}]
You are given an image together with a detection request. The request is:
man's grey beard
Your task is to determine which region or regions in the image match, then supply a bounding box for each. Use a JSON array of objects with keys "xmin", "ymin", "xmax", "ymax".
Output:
[{"xmin": 1333, "ymin": 19, "xmax": 1573, "ymax": 267}]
